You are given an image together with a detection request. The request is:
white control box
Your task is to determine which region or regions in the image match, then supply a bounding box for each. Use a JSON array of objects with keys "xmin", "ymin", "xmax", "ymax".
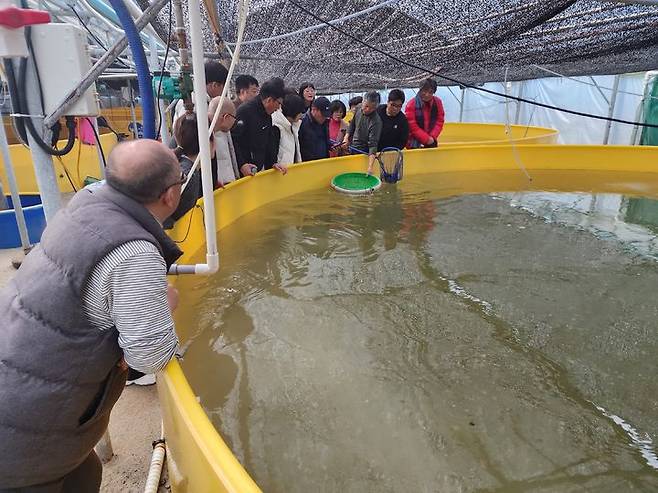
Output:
[
  {"xmin": 0, "ymin": 26, "xmax": 28, "ymax": 58},
  {"xmin": 30, "ymin": 23, "xmax": 99, "ymax": 116}
]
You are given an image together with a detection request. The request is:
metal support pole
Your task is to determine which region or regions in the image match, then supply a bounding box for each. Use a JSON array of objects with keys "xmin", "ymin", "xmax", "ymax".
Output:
[
  {"xmin": 515, "ymin": 81, "xmax": 525, "ymax": 124},
  {"xmin": 630, "ymin": 73, "xmax": 653, "ymax": 145},
  {"xmin": 603, "ymin": 74, "xmax": 621, "ymax": 145},
  {"xmin": 21, "ymin": 59, "xmax": 62, "ymax": 222},
  {"xmin": 129, "ymin": 85, "xmax": 139, "ymax": 138},
  {"xmin": 459, "ymin": 87, "xmax": 465, "ymax": 122},
  {"xmin": 589, "ymin": 76, "xmax": 610, "ymax": 106},
  {"xmin": 159, "ymin": 99, "xmax": 170, "ymax": 146},
  {"xmin": 0, "ymin": 114, "xmax": 31, "ymax": 249},
  {"xmin": 43, "ymin": 0, "xmax": 169, "ymax": 128},
  {"xmin": 598, "ymin": 0, "xmax": 658, "ymax": 5},
  {"xmin": 148, "ymin": 35, "xmax": 159, "ymax": 74},
  {"xmin": 149, "ymin": 37, "xmax": 171, "ymax": 146}
]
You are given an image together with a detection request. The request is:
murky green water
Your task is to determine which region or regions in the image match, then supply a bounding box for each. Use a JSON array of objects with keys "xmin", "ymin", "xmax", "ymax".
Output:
[{"xmin": 177, "ymin": 172, "xmax": 658, "ymax": 492}]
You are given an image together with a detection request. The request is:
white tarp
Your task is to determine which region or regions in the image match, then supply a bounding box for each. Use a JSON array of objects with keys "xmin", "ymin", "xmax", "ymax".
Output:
[{"xmin": 330, "ymin": 71, "xmax": 653, "ymax": 145}]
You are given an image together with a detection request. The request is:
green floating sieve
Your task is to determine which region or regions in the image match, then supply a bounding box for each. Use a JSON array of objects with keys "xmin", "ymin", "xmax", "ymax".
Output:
[{"xmin": 331, "ymin": 173, "xmax": 382, "ymax": 195}]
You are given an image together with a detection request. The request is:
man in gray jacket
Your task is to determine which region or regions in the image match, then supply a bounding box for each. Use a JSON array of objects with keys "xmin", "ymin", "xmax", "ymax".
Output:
[
  {"xmin": 342, "ymin": 91, "xmax": 383, "ymax": 175},
  {"xmin": 0, "ymin": 139, "xmax": 184, "ymax": 492}
]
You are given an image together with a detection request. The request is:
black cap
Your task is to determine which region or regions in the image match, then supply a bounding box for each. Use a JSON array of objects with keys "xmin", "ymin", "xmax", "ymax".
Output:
[{"xmin": 312, "ymin": 96, "xmax": 332, "ymax": 117}]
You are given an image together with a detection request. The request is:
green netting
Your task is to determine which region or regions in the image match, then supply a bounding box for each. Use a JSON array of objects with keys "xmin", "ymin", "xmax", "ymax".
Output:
[
  {"xmin": 640, "ymin": 76, "xmax": 658, "ymax": 146},
  {"xmin": 331, "ymin": 173, "xmax": 381, "ymax": 194},
  {"xmin": 625, "ymin": 197, "xmax": 658, "ymax": 234}
]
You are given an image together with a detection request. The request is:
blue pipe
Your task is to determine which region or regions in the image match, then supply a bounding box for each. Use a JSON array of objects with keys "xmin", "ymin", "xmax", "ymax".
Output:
[
  {"xmin": 87, "ymin": 0, "xmax": 164, "ymax": 48},
  {"xmin": 108, "ymin": 0, "xmax": 156, "ymax": 139}
]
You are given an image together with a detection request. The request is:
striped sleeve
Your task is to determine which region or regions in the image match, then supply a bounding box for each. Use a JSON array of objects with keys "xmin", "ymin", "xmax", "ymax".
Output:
[{"xmin": 105, "ymin": 242, "xmax": 179, "ymax": 374}]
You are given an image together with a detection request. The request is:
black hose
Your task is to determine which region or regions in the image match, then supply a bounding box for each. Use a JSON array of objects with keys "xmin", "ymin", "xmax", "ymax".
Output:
[
  {"xmin": 4, "ymin": 16, "xmax": 78, "ymax": 157},
  {"xmin": 3, "ymin": 59, "xmax": 28, "ymax": 145},
  {"xmin": 16, "ymin": 57, "xmax": 76, "ymax": 157}
]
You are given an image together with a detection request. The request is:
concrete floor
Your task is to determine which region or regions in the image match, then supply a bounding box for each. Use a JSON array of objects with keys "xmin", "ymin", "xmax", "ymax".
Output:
[{"xmin": 0, "ymin": 248, "xmax": 167, "ymax": 492}]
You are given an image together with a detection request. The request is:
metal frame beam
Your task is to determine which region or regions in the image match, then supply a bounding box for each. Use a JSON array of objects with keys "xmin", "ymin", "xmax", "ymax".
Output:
[{"xmin": 43, "ymin": 0, "xmax": 168, "ymax": 128}]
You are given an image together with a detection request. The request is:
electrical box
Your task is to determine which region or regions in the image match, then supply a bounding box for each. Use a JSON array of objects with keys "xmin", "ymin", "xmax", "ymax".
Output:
[
  {"xmin": 30, "ymin": 23, "xmax": 99, "ymax": 117},
  {"xmin": 0, "ymin": 6, "xmax": 50, "ymax": 58},
  {"xmin": 0, "ymin": 25, "xmax": 28, "ymax": 58}
]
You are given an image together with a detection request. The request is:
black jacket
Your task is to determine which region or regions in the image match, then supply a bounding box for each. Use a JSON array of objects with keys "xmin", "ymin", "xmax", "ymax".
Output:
[
  {"xmin": 299, "ymin": 112, "xmax": 331, "ymax": 162},
  {"xmin": 377, "ymin": 104, "xmax": 409, "ymax": 151},
  {"xmin": 232, "ymin": 97, "xmax": 278, "ymax": 173}
]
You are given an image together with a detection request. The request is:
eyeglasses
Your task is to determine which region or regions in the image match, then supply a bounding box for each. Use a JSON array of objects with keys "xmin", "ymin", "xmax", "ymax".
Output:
[{"xmin": 160, "ymin": 170, "xmax": 187, "ymax": 196}]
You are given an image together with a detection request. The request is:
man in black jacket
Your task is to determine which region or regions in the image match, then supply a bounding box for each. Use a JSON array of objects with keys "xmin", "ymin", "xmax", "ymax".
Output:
[
  {"xmin": 299, "ymin": 96, "xmax": 332, "ymax": 162},
  {"xmin": 377, "ymin": 89, "xmax": 409, "ymax": 151},
  {"xmin": 232, "ymin": 77, "xmax": 288, "ymax": 177}
]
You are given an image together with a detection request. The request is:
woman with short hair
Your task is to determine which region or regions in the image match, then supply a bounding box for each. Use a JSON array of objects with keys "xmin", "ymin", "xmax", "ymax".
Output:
[
  {"xmin": 298, "ymin": 82, "xmax": 316, "ymax": 111},
  {"xmin": 272, "ymin": 93, "xmax": 306, "ymax": 165},
  {"xmin": 329, "ymin": 100, "xmax": 348, "ymax": 157}
]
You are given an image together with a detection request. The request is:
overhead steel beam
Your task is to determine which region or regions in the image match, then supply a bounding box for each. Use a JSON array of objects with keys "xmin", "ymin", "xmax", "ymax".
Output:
[
  {"xmin": 43, "ymin": 0, "xmax": 169, "ymax": 128},
  {"xmin": 597, "ymin": 0, "xmax": 658, "ymax": 5}
]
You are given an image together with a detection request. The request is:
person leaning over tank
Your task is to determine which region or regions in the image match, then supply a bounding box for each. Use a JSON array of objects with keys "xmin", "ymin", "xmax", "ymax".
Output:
[
  {"xmin": 232, "ymin": 77, "xmax": 289, "ymax": 177},
  {"xmin": 0, "ymin": 139, "xmax": 184, "ymax": 493},
  {"xmin": 164, "ymin": 112, "xmax": 210, "ymax": 229},
  {"xmin": 377, "ymin": 89, "xmax": 409, "ymax": 151},
  {"xmin": 272, "ymin": 92, "xmax": 306, "ymax": 166},
  {"xmin": 342, "ymin": 91, "xmax": 383, "ymax": 175},
  {"xmin": 209, "ymin": 95, "xmax": 241, "ymax": 185},
  {"xmin": 299, "ymin": 96, "xmax": 333, "ymax": 162}
]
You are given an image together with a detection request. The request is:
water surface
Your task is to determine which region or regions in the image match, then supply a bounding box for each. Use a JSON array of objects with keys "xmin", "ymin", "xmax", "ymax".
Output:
[{"xmin": 175, "ymin": 170, "xmax": 658, "ymax": 492}]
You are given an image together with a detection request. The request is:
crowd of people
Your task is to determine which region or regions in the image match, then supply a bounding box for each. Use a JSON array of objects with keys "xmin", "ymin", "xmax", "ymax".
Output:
[
  {"xmin": 0, "ymin": 61, "xmax": 448, "ymax": 493},
  {"xmin": 170, "ymin": 61, "xmax": 446, "ymax": 220}
]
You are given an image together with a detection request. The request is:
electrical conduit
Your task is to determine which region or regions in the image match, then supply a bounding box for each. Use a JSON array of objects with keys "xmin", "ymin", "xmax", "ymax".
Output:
[{"xmin": 108, "ymin": 0, "xmax": 156, "ymax": 139}]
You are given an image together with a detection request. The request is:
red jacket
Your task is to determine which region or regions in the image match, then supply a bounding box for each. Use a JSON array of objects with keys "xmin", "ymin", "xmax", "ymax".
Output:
[{"xmin": 405, "ymin": 95, "xmax": 445, "ymax": 147}]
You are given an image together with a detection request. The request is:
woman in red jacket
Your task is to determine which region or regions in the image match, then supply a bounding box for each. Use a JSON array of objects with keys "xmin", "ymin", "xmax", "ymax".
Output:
[{"xmin": 405, "ymin": 78, "xmax": 445, "ymax": 148}]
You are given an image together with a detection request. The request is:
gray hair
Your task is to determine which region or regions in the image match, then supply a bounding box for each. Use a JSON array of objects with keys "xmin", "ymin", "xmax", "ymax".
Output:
[{"xmin": 364, "ymin": 91, "xmax": 381, "ymax": 105}]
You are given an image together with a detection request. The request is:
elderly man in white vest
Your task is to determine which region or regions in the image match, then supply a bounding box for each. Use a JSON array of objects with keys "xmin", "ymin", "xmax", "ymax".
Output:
[{"xmin": 209, "ymin": 96, "xmax": 241, "ymax": 185}]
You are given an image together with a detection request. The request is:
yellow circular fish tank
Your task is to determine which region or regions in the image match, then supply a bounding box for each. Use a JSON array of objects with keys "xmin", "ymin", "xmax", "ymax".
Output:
[{"xmin": 157, "ymin": 122, "xmax": 658, "ymax": 492}]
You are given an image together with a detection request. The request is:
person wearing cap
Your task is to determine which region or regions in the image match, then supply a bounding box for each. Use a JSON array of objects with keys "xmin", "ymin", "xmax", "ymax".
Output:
[
  {"xmin": 232, "ymin": 77, "xmax": 288, "ymax": 176},
  {"xmin": 342, "ymin": 91, "xmax": 383, "ymax": 175},
  {"xmin": 298, "ymin": 96, "xmax": 332, "ymax": 162}
]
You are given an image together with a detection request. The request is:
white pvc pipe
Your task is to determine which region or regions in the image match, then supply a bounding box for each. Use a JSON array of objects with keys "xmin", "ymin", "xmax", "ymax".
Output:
[
  {"xmin": 143, "ymin": 441, "xmax": 166, "ymax": 493},
  {"xmin": 169, "ymin": 0, "xmax": 250, "ymax": 276},
  {"xmin": 186, "ymin": 0, "xmax": 219, "ymax": 274},
  {"xmin": 225, "ymin": 0, "xmax": 398, "ymax": 46},
  {"xmin": 0, "ymin": 114, "xmax": 31, "ymax": 249},
  {"xmin": 180, "ymin": 0, "xmax": 249, "ymax": 194},
  {"xmin": 123, "ymin": 0, "xmax": 165, "ymax": 46},
  {"xmin": 630, "ymin": 72, "xmax": 656, "ymax": 145}
]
